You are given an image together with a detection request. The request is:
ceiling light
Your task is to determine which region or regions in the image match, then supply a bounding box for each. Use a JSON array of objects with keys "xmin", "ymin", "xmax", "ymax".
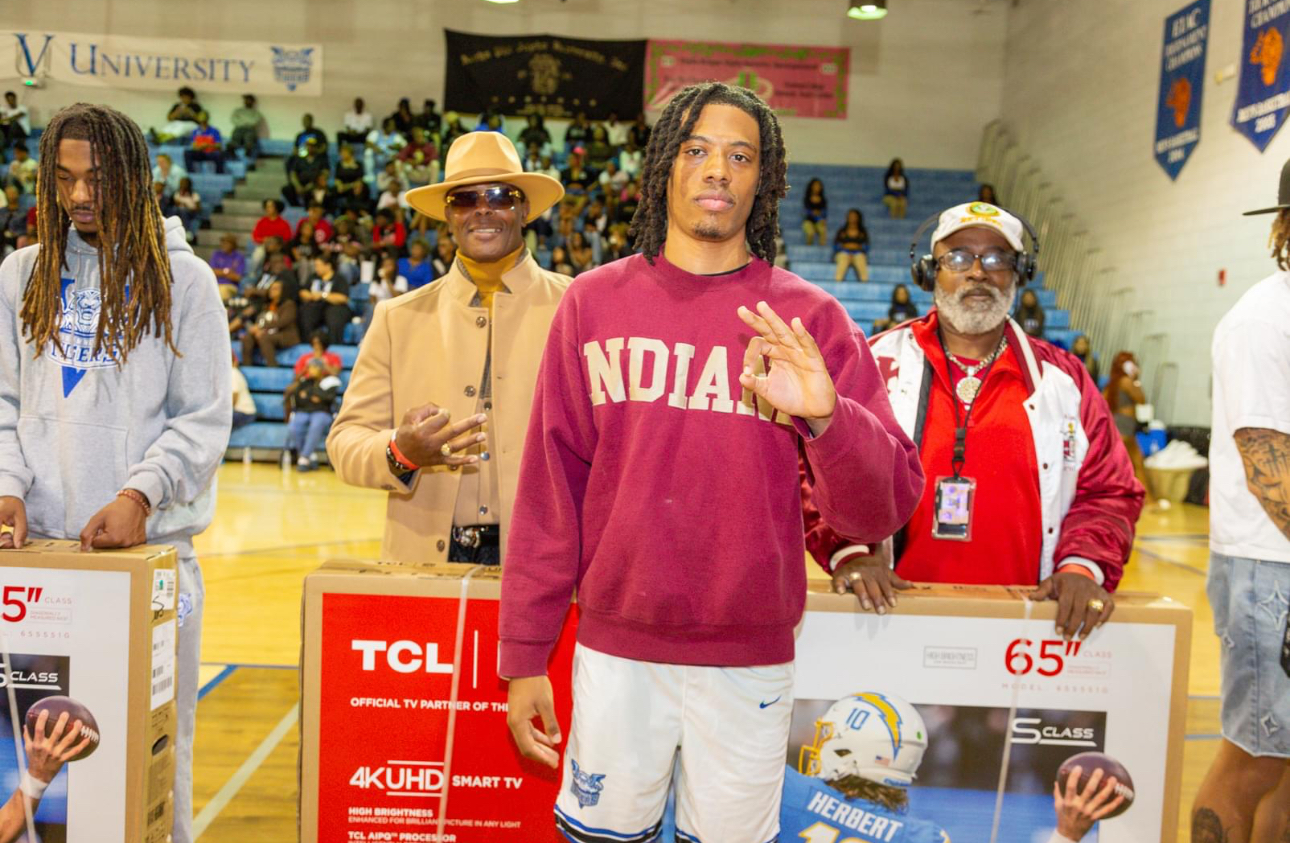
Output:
[{"xmin": 848, "ymin": 0, "xmax": 888, "ymax": 20}]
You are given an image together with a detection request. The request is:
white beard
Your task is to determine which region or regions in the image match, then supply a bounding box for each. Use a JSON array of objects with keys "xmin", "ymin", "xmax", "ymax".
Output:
[{"xmin": 934, "ymin": 277, "xmax": 1018, "ymax": 336}]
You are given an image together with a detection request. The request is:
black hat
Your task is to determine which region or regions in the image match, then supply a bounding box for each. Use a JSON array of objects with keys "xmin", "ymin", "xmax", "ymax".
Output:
[{"xmin": 1245, "ymin": 158, "xmax": 1290, "ymax": 215}]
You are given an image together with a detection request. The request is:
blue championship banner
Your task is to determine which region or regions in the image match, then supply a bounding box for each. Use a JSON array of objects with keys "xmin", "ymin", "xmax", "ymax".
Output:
[
  {"xmin": 1233, "ymin": 0, "xmax": 1290, "ymax": 151},
  {"xmin": 1155, "ymin": 0, "xmax": 1210, "ymax": 179}
]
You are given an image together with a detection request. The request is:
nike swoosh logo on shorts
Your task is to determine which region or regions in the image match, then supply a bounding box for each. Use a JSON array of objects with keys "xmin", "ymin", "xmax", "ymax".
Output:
[{"xmin": 759, "ymin": 696, "xmax": 781, "ymax": 709}]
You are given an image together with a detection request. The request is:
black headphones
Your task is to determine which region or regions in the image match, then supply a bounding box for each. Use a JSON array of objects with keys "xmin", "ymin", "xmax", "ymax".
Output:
[{"xmin": 908, "ymin": 204, "xmax": 1041, "ymax": 292}]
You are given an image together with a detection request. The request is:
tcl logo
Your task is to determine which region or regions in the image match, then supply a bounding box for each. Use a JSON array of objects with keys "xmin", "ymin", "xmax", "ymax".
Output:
[
  {"xmin": 1011, "ymin": 717, "xmax": 1098, "ymax": 747},
  {"xmin": 351, "ymin": 639, "xmax": 453, "ymax": 674}
]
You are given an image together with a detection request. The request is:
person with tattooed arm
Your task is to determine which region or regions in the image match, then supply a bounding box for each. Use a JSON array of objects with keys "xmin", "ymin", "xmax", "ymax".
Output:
[{"xmin": 1192, "ymin": 162, "xmax": 1290, "ymax": 843}]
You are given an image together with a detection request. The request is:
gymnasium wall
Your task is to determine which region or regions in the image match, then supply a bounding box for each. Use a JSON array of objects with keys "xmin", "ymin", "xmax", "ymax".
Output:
[
  {"xmin": 5, "ymin": 0, "xmax": 1006, "ymax": 170},
  {"xmin": 999, "ymin": 0, "xmax": 1289, "ymax": 427}
]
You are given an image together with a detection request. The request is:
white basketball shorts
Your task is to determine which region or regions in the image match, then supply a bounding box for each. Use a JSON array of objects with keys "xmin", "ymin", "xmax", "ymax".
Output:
[{"xmin": 553, "ymin": 643, "xmax": 794, "ymax": 843}]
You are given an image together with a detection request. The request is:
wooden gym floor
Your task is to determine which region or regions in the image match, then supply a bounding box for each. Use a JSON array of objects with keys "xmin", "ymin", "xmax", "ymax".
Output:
[{"xmin": 190, "ymin": 463, "xmax": 1222, "ymax": 840}]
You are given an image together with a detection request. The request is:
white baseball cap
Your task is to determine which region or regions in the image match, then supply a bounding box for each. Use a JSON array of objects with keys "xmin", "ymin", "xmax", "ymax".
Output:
[{"xmin": 930, "ymin": 202, "xmax": 1026, "ymax": 252}]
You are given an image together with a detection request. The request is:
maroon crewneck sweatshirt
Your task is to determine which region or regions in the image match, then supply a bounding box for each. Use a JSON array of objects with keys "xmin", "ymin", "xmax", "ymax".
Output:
[{"xmin": 498, "ymin": 253, "xmax": 923, "ymax": 677}]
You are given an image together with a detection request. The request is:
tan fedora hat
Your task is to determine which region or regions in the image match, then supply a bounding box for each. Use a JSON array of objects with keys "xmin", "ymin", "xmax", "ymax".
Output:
[{"xmin": 404, "ymin": 132, "xmax": 563, "ymax": 223}]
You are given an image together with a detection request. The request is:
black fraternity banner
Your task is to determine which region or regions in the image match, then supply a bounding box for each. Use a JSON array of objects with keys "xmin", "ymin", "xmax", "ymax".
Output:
[{"xmin": 443, "ymin": 29, "xmax": 646, "ymax": 120}]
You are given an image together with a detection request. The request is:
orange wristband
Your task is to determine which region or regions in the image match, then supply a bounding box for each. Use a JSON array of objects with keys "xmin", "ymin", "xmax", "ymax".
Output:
[
  {"xmin": 1056, "ymin": 564, "xmax": 1096, "ymax": 581},
  {"xmin": 388, "ymin": 434, "xmax": 419, "ymax": 471}
]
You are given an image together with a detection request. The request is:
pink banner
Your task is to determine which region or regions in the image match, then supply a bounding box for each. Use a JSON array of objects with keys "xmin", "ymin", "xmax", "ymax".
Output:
[{"xmin": 645, "ymin": 39, "xmax": 849, "ymax": 119}]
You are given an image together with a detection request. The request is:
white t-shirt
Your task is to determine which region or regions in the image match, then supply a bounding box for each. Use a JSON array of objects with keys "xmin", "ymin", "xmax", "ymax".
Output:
[
  {"xmin": 0, "ymin": 104, "xmax": 30, "ymax": 134},
  {"xmin": 343, "ymin": 110, "xmax": 374, "ymax": 134},
  {"xmin": 369, "ymin": 275, "xmax": 408, "ymax": 303},
  {"xmin": 231, "ymin": 368, "xmax": 257, "ymax": 416},
  {"xmin": 1210, "ymin": 270, "xmax": 1290, "ymax": 563}
]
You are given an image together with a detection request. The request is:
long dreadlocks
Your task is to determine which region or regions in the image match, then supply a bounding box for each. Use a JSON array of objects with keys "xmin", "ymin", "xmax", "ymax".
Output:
[
  {"xmin": 629, "ymin": 82, "xmax": 788, "ymax": 264},
  {"xmin": 23, "ymin": 103, "xmax": 175, "ymax": 363},
  {"xmin": 1271, "ymin": 208, "xmax": 1290, "ymax": 271}
]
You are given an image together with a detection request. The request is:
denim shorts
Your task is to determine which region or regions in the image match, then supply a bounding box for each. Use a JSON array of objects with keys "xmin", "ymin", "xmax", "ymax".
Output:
[{"xmin": 1207, "ymin": 551, "xmax": 1290, "ymax": 758}]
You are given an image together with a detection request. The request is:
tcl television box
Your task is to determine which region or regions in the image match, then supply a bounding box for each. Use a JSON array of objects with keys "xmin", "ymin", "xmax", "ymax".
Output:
[
  {"xmin": 300, "ymin": 561, "xmax": 1190, "ymax": 843},
  {"xmin": 0, "ymin": 541, "xmax": 178, "ymax": 843}
]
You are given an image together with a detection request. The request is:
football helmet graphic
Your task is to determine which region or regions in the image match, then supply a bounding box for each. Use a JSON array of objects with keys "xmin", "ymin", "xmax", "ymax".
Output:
[{"xmin": 798, "ymin": 692, "xmax": 928, "ymax": 788}]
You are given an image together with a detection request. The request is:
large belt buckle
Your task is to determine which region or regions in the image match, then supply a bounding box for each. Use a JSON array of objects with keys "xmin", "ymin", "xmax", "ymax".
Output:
[{"xmin": 452, "ymin": 526, "xmax": 482, "ymax": 550}]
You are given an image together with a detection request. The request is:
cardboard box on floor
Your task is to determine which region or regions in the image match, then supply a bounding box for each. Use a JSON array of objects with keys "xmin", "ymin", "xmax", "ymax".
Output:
[
  {"xmin": 0, "ymin": 541, "xmax": 178, "ymax": 843},
  {"xmin": 300, "ymin": 560, "xmax": 1190, "ymax": 843}
]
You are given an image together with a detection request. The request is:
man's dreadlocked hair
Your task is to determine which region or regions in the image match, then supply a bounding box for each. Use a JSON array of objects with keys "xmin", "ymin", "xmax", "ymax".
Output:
[
  {"xmin": 827, "ymin": 775, "xmax": 910, "ymax": 813},
  {"xmin": 24, "ymin": 103, "xmax": 175, "ymax": 363},
  {"xmin": 629, "ymin": 82, "xmax": 787, "ymax": 264},
  {"xmin": 1271, "ymin": 208, "xmax": 1290, "ymax": 271}
]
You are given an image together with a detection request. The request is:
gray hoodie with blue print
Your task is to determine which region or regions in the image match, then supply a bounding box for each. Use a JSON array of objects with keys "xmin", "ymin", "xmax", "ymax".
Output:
[{"xmin": 0, "ymin": 216, "xmax": 231, "ymax": 556}]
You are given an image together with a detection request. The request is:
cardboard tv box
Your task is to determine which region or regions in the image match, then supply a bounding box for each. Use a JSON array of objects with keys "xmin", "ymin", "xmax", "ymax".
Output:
[{"xmin": 0, "ymin": 541, "xmax": 178, "ymax": 843}]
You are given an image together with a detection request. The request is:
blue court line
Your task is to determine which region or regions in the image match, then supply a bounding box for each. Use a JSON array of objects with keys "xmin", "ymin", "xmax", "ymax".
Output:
[
  {"xmin": 198, "ymin": 665, "xmax": 238, "ymax": 701},
  {"xmin": 200, "ymin": 661, "xmax": 298, "ymax": 670}
]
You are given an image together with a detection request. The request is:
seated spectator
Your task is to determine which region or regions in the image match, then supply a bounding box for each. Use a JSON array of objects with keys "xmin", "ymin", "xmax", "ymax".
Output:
[
  {"xmin": 1071, "ymin": 334, "xmax": 1098, "ymax": 380},
  {"xmin": 307, "ymin": 171, "xmax": 336, "ymax": 215},
  {"xmin": 339, "ymin": 206, "xmax": 375, "ymax": 244},
  {"xmin": 549, "ymin": 245, "xmax": 575, "ymax": 276},
  {"xmin": 294, "ymin": 329, "xmax": 343, "ymax": 376},
  {"xmin": 390, "ymin": 98, "xmax": 416, "ymax": 136},
  {"xmin": 172, "ymin": 177, "xmax": 202, "ymax": 242},
  {"xmin": 1016, "ymin": 288, "xmax": 1045, "ymax": 338},
  {"xmin": 0, "ymin": 184, "xmax": 25, "ymax": 257},
  {"xmin": 888, "ymin": 283, "xmax": 919, "ymax": 324},
  {"xmin": 522, "ymin": 143, "xmax": 543, "ymax": 173},
  {"xmin": 564, "ymin": 112, "xmax": 592, "ymax": 152},
  {"xmin": 474, "ymin": 107, "xmax": 506, "ymax": 134},
  {"xmin": 376, "ymin": 174, "xmax": 404, "ymax": 214},
  {"xmin": 617, "ymin": 180, "xmax": 641, "ymax": 224},
  {"xmin": 398, "ymin": 239, "xmax": 435, "ymax": 290},
  {"xmin": 294, "ymin": 113, "xmax": 328, "ymax": 153},
  {"xmin": 284, "ymin": 357, "xmax": 341, "ymax": 472},
  {"xmin": 339, "ymin": 97, "xmax": 374, "ymax": 147},
  {"xmin": 519, "ymin": 114, "xmax": 553, "ymax": 158},
  {"xmin": 605, "ymin": 110, "xmax": 629, "ymax": 149},
  {"xmin": 153, "ymin": 181, "xmax": 176, "ymax": 219},
  {"xmin": 183, "ymin": 112, "xmax": 225, "ymax": 174},
  {"xmin": 568, "ymin": 230, "xmax": 595, "ymax": 275},
  {"xmin": 365, "ymin": 254, "xmax": 408, "ymax": 329},
  {"xmin": 599, "ymin": 160, "xmax": 628, "ymax": 197},
  {"xmin": 440, "ymin": 112, "xmax": 469, "ymax": 154},
  {"xmin": 230, "ymin": 352, "xmax": 256, "ymax": 430},
  {"xmin": 331, "ymin": 221, "xmax": 366, "ymax": 284},
  {"xmin": 284, "ymin": 137, "xmax": 330, "ymax": 206},
  {"xmin": 229, "ymin": 93, "xmax": 264, "ymax": 159},
  {"xmin": 883, "ymin": 158, "xmax": 909, "ymax": 219},
  {"xmin": 397, "ymin": 127, "xmax": 440, "ymax": 186},
  {"xmin": 628, "ymin": 112, "xmax": 651, "ymax": 149},
  {"xmin": 210, "ymin": 233, "xmax": 246, "ymax": 302},
  {"xmin": 5, "ymin": 143, "xmax": 36, "ymax": 194},
  {"xmin": 832, "ymin": 208, "xmax": 869, "ymax": 282},
  {"xmin": 0, "ymin": 92, "xmax": 31, "ymax": 156},
  {"xmin": 251, "ymin": 199, "xmax": 293, "ymax": 275},
  {"xmin": 151, "ymin": 153, "xmax": 187, "ymax": 198},
  {"xmin": 291, "ymin": 219, "xmax": 322, "ymax": 283},
  {"xmin": 431, "ymin": 233, "xmax": 456, "ymax": 277},
  {"xmin": 978, "ymin": 183, "xmax": 999, "ymax": 204},
  {"xmin": 230, "ymin": 250, "xmax": 296, "ymax": 336},
  {"xmin": 295, "ymin": 203, "xmax": 335, "ymax": 245},
  {"xmin": 152, "ymin": 86, "xmax": 202, "ymax": 142},
  {"xmin": 802, "ymin": 178, "xmax": 828, "ymax": 246},
  {"xmin": 536, "ymin": 153, "xmax": 561, "ymax": 183},
  {"xmin": 585, "ymin": 125, "xmax": 615, "ymax": 171},
  {"xmin": 561, "ymin": 151, "xmax": 597, "ymax": 213},
  {"xmin": 372, "ymin": 208, "xmax": 407, "ymax": 252},
  {"xmin": 364, "ymin": 117, "xmax": 407, "ymax": 181},
  {"xmin": 584, "ymin": 198, "xmax": 609, "ymax": 235},
  {"xmin": 241, "ymin": 278, "xmax": 300, "ymax": 367},
  {"xmin": 619, "ymin": 139, "xmax": 643, "ymax": 180},
  {"xmin": 298, "ymin": 252, "xmax": 352, "ymax": 343},
  {"xmin": 416, "ymin": 99, "xmax": 442, "ymax": 137},
  {"xmin": 804, "ymin": 203, "xmax": 1143, "ymax": 641},
  {"xmin": 602, "ymin": 225, "xmax": 630, "ymax": 263}
]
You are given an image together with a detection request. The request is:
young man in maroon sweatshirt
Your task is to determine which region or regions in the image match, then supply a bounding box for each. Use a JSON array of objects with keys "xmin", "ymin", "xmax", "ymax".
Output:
[{"xmin": 498, "ymin": 83, "xmax": 924, "ymax": 843}]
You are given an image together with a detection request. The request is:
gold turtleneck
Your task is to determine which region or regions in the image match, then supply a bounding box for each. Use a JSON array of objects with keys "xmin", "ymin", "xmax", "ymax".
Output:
[{"xmin": 457, "ymin": 245, "xmax": 524, "ymax": 312}]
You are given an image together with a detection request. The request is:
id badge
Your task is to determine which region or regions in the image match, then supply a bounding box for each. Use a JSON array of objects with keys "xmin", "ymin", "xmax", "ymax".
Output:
[{"xmin": 932, "ymin": 476, "xmax": 976, "ymax": 541}]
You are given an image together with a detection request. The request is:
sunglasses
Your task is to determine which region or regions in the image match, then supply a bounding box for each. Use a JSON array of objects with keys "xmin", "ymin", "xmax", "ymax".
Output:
[
  {"xmin": 937, "ymin": 248, "xmax": 1017, "ymax": 273},
  {"xmin": 444, "ymin": 186, "xmax": 525, "ymax": 211}
]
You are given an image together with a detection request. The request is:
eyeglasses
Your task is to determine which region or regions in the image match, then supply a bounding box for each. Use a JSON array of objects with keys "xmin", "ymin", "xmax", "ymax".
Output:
[
  {"xmin": 937, "ymin": 249, "xmax": 1017, "ymax": 273},
  {"xmin": 444, "ymin": 186, "xmax": 525, "ymax": 211}
]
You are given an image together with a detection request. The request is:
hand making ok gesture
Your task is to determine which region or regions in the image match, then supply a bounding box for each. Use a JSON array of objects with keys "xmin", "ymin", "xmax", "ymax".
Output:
[{"xmin": 736, "ymin": 300, "xmax": 837, "ymax": 436}]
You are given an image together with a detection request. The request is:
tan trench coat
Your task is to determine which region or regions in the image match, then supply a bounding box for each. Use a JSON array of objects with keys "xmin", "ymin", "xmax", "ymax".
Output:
[{"xmin": 327, "ymin": 256, "xmax": 571, "ymax": 564}]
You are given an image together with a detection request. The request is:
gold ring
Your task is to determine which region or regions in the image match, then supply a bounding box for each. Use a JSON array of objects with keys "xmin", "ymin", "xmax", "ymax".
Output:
[
  {"xmin": 1087, "ymin": 598, "xmax": 1105, "ymax": 613},
  {"xmin": 440, "ymin": 443, "xmax": 453, "ymax": 458}
]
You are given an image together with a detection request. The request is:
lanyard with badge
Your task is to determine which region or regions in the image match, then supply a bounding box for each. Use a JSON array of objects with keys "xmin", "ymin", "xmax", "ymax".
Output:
[{"xmin": 932, "ymin": 332, "xmax": 1007, "ymax": 541}]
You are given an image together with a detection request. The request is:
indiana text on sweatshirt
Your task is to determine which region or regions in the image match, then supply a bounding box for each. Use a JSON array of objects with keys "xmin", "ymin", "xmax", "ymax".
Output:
[
  {"xmin": 498, "ymin": 253, "xmax": 924, "ymax": 677},
  {"xmin": 0, "ymin": 217, "xmax": 233, "ymax": 557}
]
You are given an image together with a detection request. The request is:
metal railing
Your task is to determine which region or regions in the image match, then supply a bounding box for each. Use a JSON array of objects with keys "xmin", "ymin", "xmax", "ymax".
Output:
[{"xmin": 977, "ymin": 121, "xmax": 1168, "ymax": 415}]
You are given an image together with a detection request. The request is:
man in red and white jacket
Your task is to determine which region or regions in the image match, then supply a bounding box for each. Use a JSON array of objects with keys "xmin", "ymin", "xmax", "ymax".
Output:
[{"xmin": 804, "ymin": 202, "xmax": 1144, "ymax": 640}]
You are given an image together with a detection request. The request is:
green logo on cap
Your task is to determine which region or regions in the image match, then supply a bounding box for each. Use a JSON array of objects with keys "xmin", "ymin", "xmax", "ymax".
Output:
[{"xmin": 968, "ymin": 202, "xmax": 999, "ymax": 216}]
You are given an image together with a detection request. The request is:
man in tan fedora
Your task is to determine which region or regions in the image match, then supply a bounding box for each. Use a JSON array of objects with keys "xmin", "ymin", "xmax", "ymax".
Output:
[{"xmin": 327, "ymin": 131, "xmax": 570, "ymax": 565}]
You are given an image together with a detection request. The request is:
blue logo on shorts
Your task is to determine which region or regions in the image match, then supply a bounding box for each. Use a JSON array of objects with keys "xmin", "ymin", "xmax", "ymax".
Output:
[{"xmin": 569, "ymin": 759, "xmax": 606, "ymax": 809}]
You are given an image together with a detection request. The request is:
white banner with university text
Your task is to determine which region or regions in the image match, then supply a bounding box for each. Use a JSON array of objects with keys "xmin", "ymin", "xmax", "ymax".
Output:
[{"xmin": 0, "ymin": 30, "xmax": 323, "ymax": 96}]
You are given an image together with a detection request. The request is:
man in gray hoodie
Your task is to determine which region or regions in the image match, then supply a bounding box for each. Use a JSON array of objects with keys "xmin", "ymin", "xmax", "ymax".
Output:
[{"xmin": 0, "ymin": 104, "xmax": 230, "ymax": 843}]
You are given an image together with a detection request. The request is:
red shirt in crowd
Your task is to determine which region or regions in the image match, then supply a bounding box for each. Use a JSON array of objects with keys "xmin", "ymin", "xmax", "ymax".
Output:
[
  {"xmin": 372, "ymin": 221, "xmax": 407, "ymax": 250},
  {"xmin": 252, "ymin": 216, "xmax": 292, "ymax": 245},
  {"xmin": 295, "ymin": 217, "xmax": 334, "ymax": 244},
  {"xmin": 293, "ymin": 350, "xmax": 343, "ymax": 377}
]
